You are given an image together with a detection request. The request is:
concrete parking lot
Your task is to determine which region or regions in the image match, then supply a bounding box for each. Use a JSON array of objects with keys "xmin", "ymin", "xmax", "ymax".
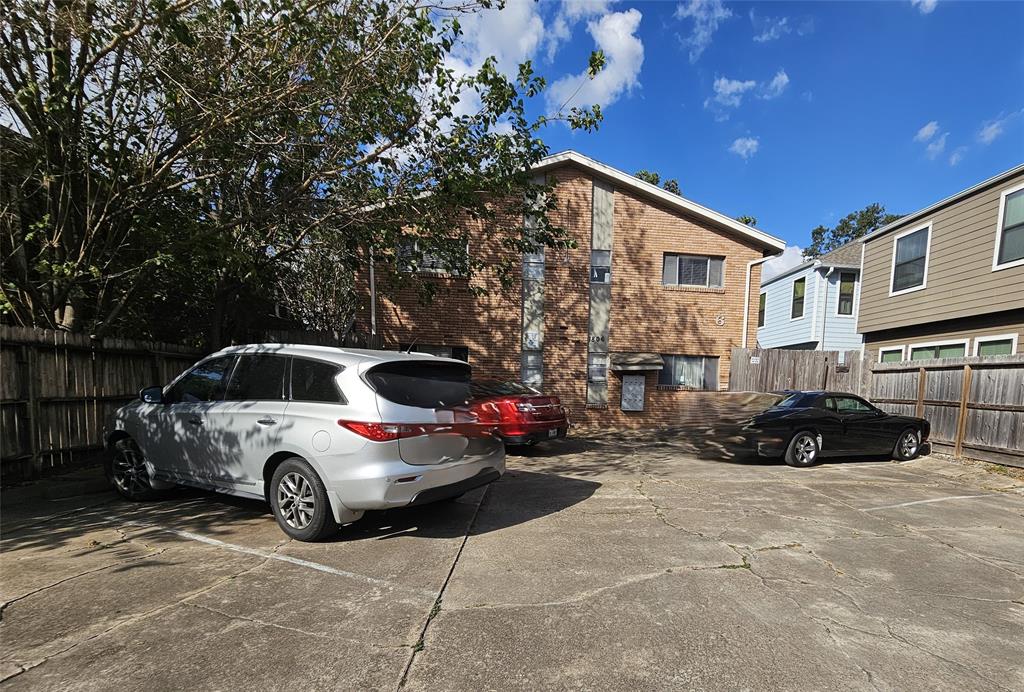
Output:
[{"xmin": 2, "ymin": 432, "xmax": 1023, "ymax": 691}]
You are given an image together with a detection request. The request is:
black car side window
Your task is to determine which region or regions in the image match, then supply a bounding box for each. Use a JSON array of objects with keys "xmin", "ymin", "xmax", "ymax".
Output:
[
  {"xmin": 834, "ymin": 397, "xmax": 872, "ymax": 413},
  {"xmin": 825, "ymin": 397, "xmax": 837, "ymax": 412},
  {"xmin": 225, "ymin": 355, "xmax": 287, "ymax": 401},
  {"xmin": 165, "ymin": 356, "xmax": 236, "ymax": 404}
]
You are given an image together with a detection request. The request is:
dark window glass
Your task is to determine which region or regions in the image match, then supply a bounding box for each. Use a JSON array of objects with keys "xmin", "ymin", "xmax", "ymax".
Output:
[
  {"xmin": 838, "ymin": 272, "xmax": 856, "ymax": 315},
  {"xmin": 880, "ymin": 349, "xmax": 903, "ymax": 363},
  {"xmin": 365, "ymin": 361, "xmax": 470, "ymax": 409},
  {"xmin": 758, "ymin": 293, "xmax": 766, "ymax": 327},
  {"xmin": 831, "ymin": 396, "xmax": 874, "ymax": 413},
  {"xmin": 658, "ymin": 355, "xmax": 718, "ymax": 390},
  {"xmin": 662, "ymin": 254, "xmax": 723, "ymax": 288},
  {"xmin": 470, "ymin": 381, "xmax": 540, "ymax": 397},
  {"xmin": 225, "ymin": 355, "xmax": 287, "ymax": 401},
  {"xmin": 791, "ymin": 278, "xmax": 806, "ymax": 318},
  {"xmin": 166, "ymin": 356, "xmax": 236, "ymax": 404},
  {"xmin": 997, "ymin": 188, "xmax": 1024, "ymax": 265},
  {"xmin": 291, "ymin": 359, "xmax": 345, "ymax": 403},
  {"xmin": 773, "ymin": 392, "xmax": 817, "ymax": 409},
  {"xmin": 892, "ymin": 227, "xmax": 929, "ymax": 292}
]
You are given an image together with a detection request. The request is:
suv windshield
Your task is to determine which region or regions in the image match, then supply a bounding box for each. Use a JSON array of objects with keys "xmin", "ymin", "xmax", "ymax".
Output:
[{"xmin": 365, "ymin": 360, "xmax": 470, "ymax": 409}]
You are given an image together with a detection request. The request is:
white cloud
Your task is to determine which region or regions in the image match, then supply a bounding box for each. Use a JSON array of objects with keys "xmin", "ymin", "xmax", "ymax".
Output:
[
  {"xmin": 760, "ymin": 69, "xmax": 789, "ymax": 99},
  {"xmin": 910, "ymin": 0, "xmax": 938, "ymax": 14},
  {"xmin": 914, "ymin": 120, "xmax": 939, "ymax": 142},
  {"xmin": 451, "ymin": 1, "xmax": 546, "ymax": 76},
  {"xmin": 750, "ymin": 10, "xmax": 790, "ymax": 42},
  {"xmin": 762, "ymin": 245, "xmax": 805, "ymax": 281},
  {"xmin": 977, "ymin": 110, "xmax": 1022, "ymax": 145},
  {"xmin": 675, "ymin": 0, "xmax": 733, "ymax": 63},
  {"xmin": 545, "ymin": 0, "xmax": 616, "ymax": 62},
  {"xmin": 925, "ymin": 132, "xmax": 948, "ymax": 159},
  {"xmin": 705, "ymin": 76, "xmax": 756, "ymax": 109},
  {"xmin": 546, "ymin": 9, "xmax": 644, "ymax": 113},
  {"xmin": 729, "ymin": 136, "xmax": 760, "ymax": 159},
  {"xmin": 949, "ymin": 147, "xmax": 967, "ymax": 166}
]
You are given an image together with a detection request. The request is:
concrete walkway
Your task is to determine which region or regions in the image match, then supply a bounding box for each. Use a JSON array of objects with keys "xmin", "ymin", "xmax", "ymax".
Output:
[{"xmin": 2, "ymin": 435, "xmax": 1022, "ymax": 690}]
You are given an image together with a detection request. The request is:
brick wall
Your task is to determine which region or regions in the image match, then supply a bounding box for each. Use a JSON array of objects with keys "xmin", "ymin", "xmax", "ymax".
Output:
[{"xmin": 359, "ymin": 163, "xmax": 770, "ymax": 428}]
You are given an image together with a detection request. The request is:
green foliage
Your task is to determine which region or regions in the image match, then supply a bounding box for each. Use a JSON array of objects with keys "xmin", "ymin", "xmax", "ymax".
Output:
[
  {"xmin": 1, "ymin": 0, "xmax": 604, "ymax": 347},
  {"xmin": 736, "ymin": 215, "xmax": 758, "ymax": 227},
  {"xmin": 805, "ymin": 203, "xmax": 902, "ymax": 258},
  {"xmin": 634, "ymin": 170, "xmax": 681, "ymax": 196}
]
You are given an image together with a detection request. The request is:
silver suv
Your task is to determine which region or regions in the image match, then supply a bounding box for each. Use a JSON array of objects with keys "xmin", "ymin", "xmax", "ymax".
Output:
[{"xmin": 105, "ymin": 345, "xmax": 505, "ymax": 540}]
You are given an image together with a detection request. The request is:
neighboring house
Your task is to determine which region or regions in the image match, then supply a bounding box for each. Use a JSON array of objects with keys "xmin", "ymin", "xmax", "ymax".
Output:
[
  {"xmin": 858, "ymin": 164, "xmax": 1024, "ymax": 363},
  {"xmin": 756, "ymin": 242, "xmax": 863, "ymax": 352},
  {"xmin": 361, "ymin": 151, "xmax": 785, "ymax": 426}
]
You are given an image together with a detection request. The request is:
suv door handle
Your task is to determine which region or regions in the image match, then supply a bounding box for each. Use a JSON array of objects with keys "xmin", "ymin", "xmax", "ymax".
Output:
[
  {"xmin": 257, "ymin": 417, "xmax": 277, "ymax": 426},
  {"xmin": 187, "ymin": 417, "xmax": 203, "ymax": 426}
]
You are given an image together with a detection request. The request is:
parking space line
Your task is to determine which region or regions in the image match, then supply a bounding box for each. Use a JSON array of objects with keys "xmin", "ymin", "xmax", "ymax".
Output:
[
  {"xmin": 114, "ymin": 518, "xmax": 434, "ymax": 598},
  {"xmin": 861, "ymin": 495, "xmax": 992, "ymax": 512}
]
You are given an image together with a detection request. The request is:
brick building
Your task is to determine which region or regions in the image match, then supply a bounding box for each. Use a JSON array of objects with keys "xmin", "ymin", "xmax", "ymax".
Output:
[{"xmin": 362, "ymin": 151, "xmax": 785, "ymax": 427}]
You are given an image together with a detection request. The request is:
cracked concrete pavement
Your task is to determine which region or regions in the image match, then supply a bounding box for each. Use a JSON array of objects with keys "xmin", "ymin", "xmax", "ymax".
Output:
[{"xmin": 2, "ymin": 432, "xmax": 1022, "ymax": 690}]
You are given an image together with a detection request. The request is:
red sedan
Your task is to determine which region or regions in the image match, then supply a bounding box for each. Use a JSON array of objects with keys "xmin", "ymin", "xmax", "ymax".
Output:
[{"xmin": 469, "ymin": 380, "xmax": 569, "ymax": 445}]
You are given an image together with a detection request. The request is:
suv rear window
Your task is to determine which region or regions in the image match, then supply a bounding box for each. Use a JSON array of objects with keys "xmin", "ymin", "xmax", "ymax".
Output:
[
  {"xmin": 291, "ymin": 359, "xmax": 345, "ymax": 403},
  {"xmin": 471, "ymin": 380, "xmax": 539, "ymax": 397},
  {"xmin": 365, "ymin": 361, "xmax": 470, "ymax": 409}
]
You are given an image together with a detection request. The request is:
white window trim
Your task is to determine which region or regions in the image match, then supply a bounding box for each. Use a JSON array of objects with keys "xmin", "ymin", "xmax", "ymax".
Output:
[
  {"xmin": 877, "ymin": 345, "xmax": 905, "ymax": 363},
  {"xmin": 889, "ymin": 222, "xmax": 932, "ymax": 297},
  {"xmin": 907, "ymin": 338, "xmax": 970, "ymax": 360},
  {"xmin": 973, "ymin": 333, "xmax": 1019, "ymax": 356},
  {"xmin": 834, "ymin": 271, "xmax": 858, "ymax": 318},
  {"xmin": 992, "ymin": 181, "xmax": 1024, "ymax": 271},
  {"xmin": 789, "ymin": 276, "xmax": 807, "ymax": 321},
  {"xmin": 757, "ymin": 292, "xmax": 766, "ymax": 328}
]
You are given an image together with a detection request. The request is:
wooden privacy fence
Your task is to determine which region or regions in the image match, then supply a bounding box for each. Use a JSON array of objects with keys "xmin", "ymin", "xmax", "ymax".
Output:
[
  {"xmin": 730, "ymin": 348, "xmax": 1024, "ymax": 468},
  {"xmin": 728, "ymin": 348, "xmax": 871, "ymax": 397},
  {"xmin": 0, "ymin": 326, "xmax": 200, "ymax": 481}
]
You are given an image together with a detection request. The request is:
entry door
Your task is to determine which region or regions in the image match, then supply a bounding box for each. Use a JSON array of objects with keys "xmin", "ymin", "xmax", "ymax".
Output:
[{"xmin": 621, "ymin": 375, "xmax": 645, "ymax": 411}]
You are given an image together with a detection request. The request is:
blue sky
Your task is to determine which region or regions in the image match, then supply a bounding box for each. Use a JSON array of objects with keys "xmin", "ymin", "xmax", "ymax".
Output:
[{"xmin": 462, "ymin": 1, "xmax": 1024, "ymax": 261}]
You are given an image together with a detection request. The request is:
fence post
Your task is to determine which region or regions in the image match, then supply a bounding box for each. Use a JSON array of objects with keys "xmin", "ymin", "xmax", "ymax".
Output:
[
  {"xmin": 954, "ymin": 364, "xmax": 973, "ymax": 459},
  {"xmin": 25, "ymin": 344, "xmax": 41, "ymax": 478},
  {"xmin": 915, "ymin": 367, "xmax": 927, "ymax": 419}
]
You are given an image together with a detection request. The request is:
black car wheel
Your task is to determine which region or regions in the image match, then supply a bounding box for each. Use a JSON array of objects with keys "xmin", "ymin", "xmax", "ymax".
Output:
[
  {"xmin": 785, "ymin": 431, "xmax": 820, "ymax": 468},
  {"xmin": 892, "ymin": 428, "xmax": 921, "ymax": 461},
  {"xmin": 270, "ymin": 458, "xmax": 339, "ymax": 542},
  {"xmin": 106, "ymin": 438, "xmax": 161, "ymax": 501}
]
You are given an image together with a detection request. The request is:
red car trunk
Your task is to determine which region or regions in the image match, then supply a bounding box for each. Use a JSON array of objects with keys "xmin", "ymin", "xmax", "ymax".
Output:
[{"xmin": 469, "ymin": 381, "xmax": 569, "ymax": 443}]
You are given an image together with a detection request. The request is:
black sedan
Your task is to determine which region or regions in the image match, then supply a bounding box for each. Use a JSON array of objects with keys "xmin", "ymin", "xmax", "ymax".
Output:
[{"xmin": 741, "ymin": 391, "xmax": 930, "ymax": 467}]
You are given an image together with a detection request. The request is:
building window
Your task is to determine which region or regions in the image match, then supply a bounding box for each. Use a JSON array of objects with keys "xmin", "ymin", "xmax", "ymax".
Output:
[
  {"xmin": 398, "ymin": 237, "xmax": 466, "ymax": 274},
  {"xmin": 757, "ymin": 293, "xmax": 766, "ymax": 328},
  {"xmin": 657, "ymin": 355, "xmax": 719, "ymax": 390},
  {"xmin": 587, "ymin": 353, "xmax": 608, "ymax": 382},
  {"xmin": 994, "ymin": 184, "xmax": 1024, "ymax": 269},
  {"xmin": 837, "ymin": 272, "xmax": 856, "ymax": 316},
  {"xmin": 590, "ymin": 250, "xmax": 611, "ymax": 283},
  {"xmin": 662, "ymin": 254, "xmax": 724, "ymax": 288},
  {"xmin": 879, "ymin": 347, "xmax": 904, "ymax": 363},
  {"xmin": 909, "ymin": 341, "xmax": 967, "ymax": 360},
  {"xmin": 891, "ymin": 225, "xmax": 930, "ymax": 294},
  {"xmin": 791, "ymin": 277, "xmax": 805, "ymax": 319},
  {"xmin": 524, "ymin": 249, "xmax": 545, "ymax": 280},
  {"xmin": 399, "ymin": 344, "xmax": 469, "ymax": 361},
  {"xmin": 522, "ymin": 350, "xmax": 543, "ymax": 385},
  {"xmin": 974, "ymin": 334, "xmax": 1018, "ymax": 356}
]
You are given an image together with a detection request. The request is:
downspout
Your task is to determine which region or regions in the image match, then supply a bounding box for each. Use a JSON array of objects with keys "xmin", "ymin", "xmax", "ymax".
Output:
[
  {"xmin": 742, "ymin": 253, "xmax": 781, "ymax": 349},
  {"xmin": 369, "ymin": 245, "xmax": 377, "ymax": 348}
]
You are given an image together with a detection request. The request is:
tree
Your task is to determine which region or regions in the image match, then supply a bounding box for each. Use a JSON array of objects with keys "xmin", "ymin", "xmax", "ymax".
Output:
[
  {"xmin": 634, "ymin": 169, "xmax": 681, "ymax": 196},
  {"xmin": 1, "ymin": 0, "xmax": 604, "ymax": 347},
  {"xmin": 806, "ymin": 203, "xmax": 902, "ymax": 258},
  {"xmin": 736, "ymin": 215, "xmax": 758, "ymax": 226}
]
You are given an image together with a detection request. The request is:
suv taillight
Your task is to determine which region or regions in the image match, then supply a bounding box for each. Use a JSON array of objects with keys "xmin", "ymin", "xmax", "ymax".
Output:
[
  {"xmin": 338, "ymin": 418, "xmax": 497, "ymax": 441},
  {"xmin": 338, "ymin": 421, "xmax": 407, "ymax": 441}
]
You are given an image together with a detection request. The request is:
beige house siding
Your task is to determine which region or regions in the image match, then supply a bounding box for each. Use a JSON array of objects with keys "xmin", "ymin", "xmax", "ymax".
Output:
[
  {"xmin": 864, "ymin": 309, "xmax": 1024, "ymax": 362},
  {"xmin": 858, "ymin": 169, "xmax": 1024, "ymax": 335}
]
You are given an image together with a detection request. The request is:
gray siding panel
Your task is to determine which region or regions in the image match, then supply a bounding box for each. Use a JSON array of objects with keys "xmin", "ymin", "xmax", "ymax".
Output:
[
  {"xmin": 859, "ymin": 170, "xmax": 1024, "ymax": 334},
  {"xmin": 592, "ymin": 180, "xmax": 614, "ymax": 251}
]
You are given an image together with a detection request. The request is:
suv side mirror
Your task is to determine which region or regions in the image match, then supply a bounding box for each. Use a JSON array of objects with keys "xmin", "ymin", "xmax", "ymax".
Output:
[{"xmin": 140, "ymin": 386, "xmax": 164, "ymax": 404}]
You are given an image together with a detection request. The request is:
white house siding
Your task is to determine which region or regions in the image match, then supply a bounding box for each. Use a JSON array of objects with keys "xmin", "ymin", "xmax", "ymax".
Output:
[
  {"xmin": 757, "ymin": 264, "xmax": 819, "ymax": 348},
  {"xmin": 814, "ymin": 269, "xmax": 864, "ymax": 351}
]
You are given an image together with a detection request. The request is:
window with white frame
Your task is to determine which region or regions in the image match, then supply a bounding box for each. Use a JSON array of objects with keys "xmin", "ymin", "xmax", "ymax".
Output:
[
  {"xmin": 891, "ymin": 226, "xmax": 929, "ymax": 293},
  {"xmin": 878, "ymin": 347, "xmax": 904, "ymax": 363},
  {"xmin": 837, "ymin": 272, "xmax": 856, "ymax": 315},
  {"xmin": 994, "ymin": 185, "xmax": 1024, "ymax": 269},
  {"xmin": 398, "ymin": 237, "xmax": 466, "ymax": 274},
  {"xmin": 657, "ymin": 355, "xmax": 719, "ymax": 390},
  {"xmin": 909, "ymin": 341, "xmax": 966, "ymax": 360},
  {"xmin": 662, "ymin": 254, "xmax": 724, "ymax": 288},
  {"xmin": 521, "ymin": 350, "xmax": 543, "ymax": 385},
  {"xmin": 587, "ymin": 353, "xmax": 608, "ymax": 382},
  {"xmin": 757, "ymin": 293, "xmax": 766, "ymax": 328},
  {"xmin": 791, "ymin": 277, "xmax": 805, "ymax": 319},
  {"xmin": 974, "ymin": 334, "xmax": 1018, "ymax": 356}
]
